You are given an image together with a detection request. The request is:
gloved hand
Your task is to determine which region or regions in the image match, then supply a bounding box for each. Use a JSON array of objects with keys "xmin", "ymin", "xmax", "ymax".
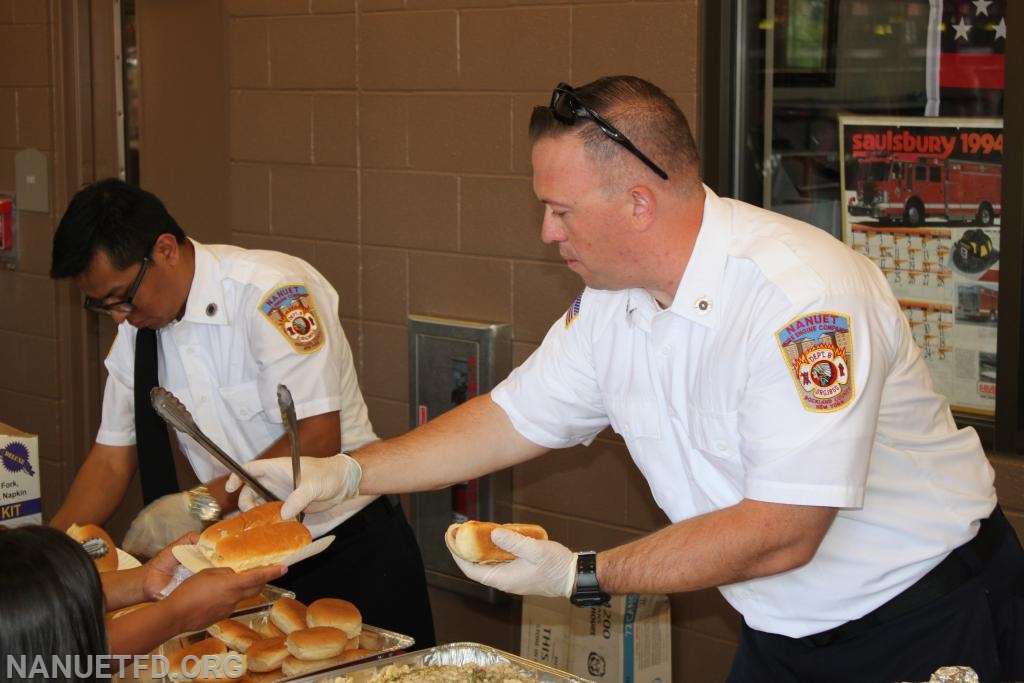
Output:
[
  {"xmin": 225, "ymin": 453, "xmax": 362, "ymax": 521},
  {"xmin": 122, "ymin": 493, "xmax": 205, "ymax": 560},
  {"xmin": 447, "ymin": 526, "xmax": 577, "ymax": 598}
]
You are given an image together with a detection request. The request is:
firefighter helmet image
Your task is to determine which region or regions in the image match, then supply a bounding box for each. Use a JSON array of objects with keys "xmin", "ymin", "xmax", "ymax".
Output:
[{"xmin": 951, "ymin": 228, "xmax": 999, "ymax": 275}]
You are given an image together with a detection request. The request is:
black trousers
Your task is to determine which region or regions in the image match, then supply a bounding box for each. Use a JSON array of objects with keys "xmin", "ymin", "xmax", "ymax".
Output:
[
  {"xmin": 727, "ymin": 506, "xmax": 1024, "ymax": 683},
  {"xmin": 276, "ymin": 496, "xmax": 436, "ymax": 650}
]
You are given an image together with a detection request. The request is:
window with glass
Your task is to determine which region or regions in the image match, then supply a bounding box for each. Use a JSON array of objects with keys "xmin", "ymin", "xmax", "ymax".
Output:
[{"xmin": 702, "ymin": 0, "xmax": 1021, "ymax": 449}]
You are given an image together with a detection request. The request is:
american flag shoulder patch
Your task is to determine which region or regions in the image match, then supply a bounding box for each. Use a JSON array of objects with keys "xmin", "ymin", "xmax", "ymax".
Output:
[{"xmin": 564, "ymin": 292, "xmax": 583, "ymax": 329}]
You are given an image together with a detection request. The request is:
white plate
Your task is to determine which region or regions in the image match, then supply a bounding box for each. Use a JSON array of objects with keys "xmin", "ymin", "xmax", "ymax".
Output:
[
  {"xmin": 117, "ymin": 548, "xmax": 142, "ymax": 570},
  {"xmin": 171, "ymin": 535, "xmax": 334, "ymax": 574}
]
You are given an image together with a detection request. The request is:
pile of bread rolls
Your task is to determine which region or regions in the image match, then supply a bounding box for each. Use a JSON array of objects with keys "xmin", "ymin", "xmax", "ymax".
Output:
[
  {"xmin": 199, "ymin": 501, "xmax": 312, "ymax": 571},
  {"xmin": 169, "ymin": 597, "xmax": 376, "ymax": 682},
  {"xmin": 66, "ymin": 523, "xmax": 119, "ymax": 572}
]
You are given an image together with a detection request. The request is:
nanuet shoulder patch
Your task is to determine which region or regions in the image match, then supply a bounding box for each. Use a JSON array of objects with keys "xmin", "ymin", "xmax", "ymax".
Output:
[
  {"xmin": 775, "ymin": 311, "xmax": 854, "ymax": 412},
  {"xmin": 564, "ymin": 292, "xmax": 583, "ymax": 329},
  {"xmin": 259, "ymin": 283, "xmax": 325, "ymax": 353}
]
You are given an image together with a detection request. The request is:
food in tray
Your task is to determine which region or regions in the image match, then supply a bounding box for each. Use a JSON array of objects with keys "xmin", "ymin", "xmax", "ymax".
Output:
[
  {"xmin": 166, "ymin": 636, "xmax": 230, "ymax": 682},
  {"xmin": 336, "ymin": 662, "xmax": 540, "ymax": 682},
  {"xmin": 66, "ymin": 522, "xmax": 119, "ymax": 572},
  {"xmin": 445, "ymin": 520, "xmax": 548, "ymax": 564},
  {"xmin": 199, "ymin": 595, "xmax": 378, "ymax": 682},
  {"xmin": 199, "ymin": 501, "xmax": 313, "ymax": 571}
]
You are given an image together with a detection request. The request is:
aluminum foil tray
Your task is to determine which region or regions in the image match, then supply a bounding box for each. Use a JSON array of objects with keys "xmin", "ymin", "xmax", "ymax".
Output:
[
  {"xmin": 291, "ymin": 642, "xmax": 595, "ymax": 683},
  {"xmin": 158, "ymin": 607, "xmax": 414, "ymax": 682},
  {"xmin": 230, "ymin": 583, "xmax": 296, "ymax": 617}
]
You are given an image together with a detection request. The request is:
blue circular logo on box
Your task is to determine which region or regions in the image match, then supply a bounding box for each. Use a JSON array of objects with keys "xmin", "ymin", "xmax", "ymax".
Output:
[{"xmin": 1, "ymin": 441, "xmax": 34, "ymax": 476}]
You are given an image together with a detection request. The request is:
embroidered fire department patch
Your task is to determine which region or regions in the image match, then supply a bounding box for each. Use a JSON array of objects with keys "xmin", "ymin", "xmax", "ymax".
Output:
[
  {"xmin": 259, "ymin": 284, "xmax": 325, "ymax": 353},
  {"xmin": 775, "ymin": 311, "xmax": 854, "ymax": 412},
  {"xmin": 564, "ymin": 293, "xmax": 583, "ymax": 329}
]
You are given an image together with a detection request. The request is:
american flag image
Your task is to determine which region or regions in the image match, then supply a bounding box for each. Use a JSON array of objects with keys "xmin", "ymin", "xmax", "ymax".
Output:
[
  {"xmin": 564, "ymin": 293, "xmax": 583, "ymax": 329},
  {"xmin": 926, "ymin": 0, "xmax": 1007, "ymax": 117}
]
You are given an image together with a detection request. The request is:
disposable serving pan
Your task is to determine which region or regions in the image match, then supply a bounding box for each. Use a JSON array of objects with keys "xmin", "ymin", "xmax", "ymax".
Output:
[
  {"xmin": 158, "ymin": 607, "xmax": 414, "ymax": 682},
  {"xmin": 229, "ymin": 583, "xmax": 296, "ymax": 617},
  {"xmin": 290, "ymin": 641, "xmax": 595, "ymax": 683}
]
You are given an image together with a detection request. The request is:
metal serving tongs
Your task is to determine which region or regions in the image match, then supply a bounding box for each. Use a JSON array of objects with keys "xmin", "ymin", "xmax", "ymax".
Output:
[
  {"xmin": 276, "ymin": 384, "xmax": 304, "ymax": 523},
  {"xmin": 150, "ymin": 387, "xmax": 279, "ymax": 503}
]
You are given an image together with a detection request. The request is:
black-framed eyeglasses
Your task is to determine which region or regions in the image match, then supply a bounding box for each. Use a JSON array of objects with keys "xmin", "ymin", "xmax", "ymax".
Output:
[
  {"xmin": 83, "ymin": 257, "xmax": 151, "ymax": 315},
  {"xmin": 550, "ymin": 83, "xmax": 669, "ymax": 180}
]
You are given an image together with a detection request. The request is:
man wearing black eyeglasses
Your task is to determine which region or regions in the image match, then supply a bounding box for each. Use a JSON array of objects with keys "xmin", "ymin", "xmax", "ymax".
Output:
[
  {"xmin": 47, "ymin": 179, "xmax": 435, "ymax": 649},
  {"xmin": 233, "ymin": 76, "xmax": 1022, "ymax": 682}
]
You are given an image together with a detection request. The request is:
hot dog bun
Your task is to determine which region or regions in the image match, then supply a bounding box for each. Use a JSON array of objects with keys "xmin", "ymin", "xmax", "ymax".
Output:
[
  {"xmin": 66, "ymin": 523, "xmax": 119, "ymax": 573},
  {"xmin": 285, "ymin": 626, "xmax": 349, "ymax": 661},
  {"xmin": 446, "ymin": 520, "xmax": 548, "ymax": 563},
  {"xmin": 208, "ymin": 618, "xmax": 263, "ymax": 653},
  {"xmin": 166, "ymin": 637, "xmax": 228, "ymax": 682},
  {"xmin": 269, "ymin": 597, "xmax": 308, "ymax": 634},
  {"xmin": 209, "ymin": 521, "xmax": 312, "ymax": 572},
  {"xmin": 199, "ymin": 501, "xmax": 288, "ymax": 553},
  {"xmin": 246, "ymin": 635, "xmax": 289, "ymax": 672}
]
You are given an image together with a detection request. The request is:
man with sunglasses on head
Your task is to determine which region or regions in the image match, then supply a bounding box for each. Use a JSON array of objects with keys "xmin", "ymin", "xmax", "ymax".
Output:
[
  {"xmin": 48, "ymin": 178, "xmax": 435, "ymax": 648},
  {"xmin": 231, "ymin": 76, "xmax": 1022, "ymax": 682}
]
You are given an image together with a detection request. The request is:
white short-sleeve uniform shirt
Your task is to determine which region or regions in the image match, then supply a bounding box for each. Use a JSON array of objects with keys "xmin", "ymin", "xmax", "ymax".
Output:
[
  {"xmin": 97, "ymin": 240, "xmax": 377, "ymax": 532},
  {"xmin": 492, "ymin": 187, "xmax": 996, "ymax": 638}
]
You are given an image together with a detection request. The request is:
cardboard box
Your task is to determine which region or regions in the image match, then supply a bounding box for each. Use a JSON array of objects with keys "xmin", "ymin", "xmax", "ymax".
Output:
[
  {"xmin": 521, "ymin": 594, "xmax": 671, "ymax": 683},
  {"xmin": 0, "ymin": 422, "xmax": 41, "ymax": 526}
]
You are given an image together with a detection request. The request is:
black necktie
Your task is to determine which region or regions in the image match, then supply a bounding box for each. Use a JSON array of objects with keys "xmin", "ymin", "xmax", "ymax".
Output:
[{"xmin": 134, "ymin": 327, "xmax": 179, "ymax": 503}]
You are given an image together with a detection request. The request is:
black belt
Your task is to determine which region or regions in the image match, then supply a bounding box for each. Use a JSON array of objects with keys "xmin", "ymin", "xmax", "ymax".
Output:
[
  {"xmin": 799, "ymin": 505, "xmax": 1007, "ymax": 648},
  {"xmin": 326, "ymin": 495, "xmax": 399, "ymax": 543}
]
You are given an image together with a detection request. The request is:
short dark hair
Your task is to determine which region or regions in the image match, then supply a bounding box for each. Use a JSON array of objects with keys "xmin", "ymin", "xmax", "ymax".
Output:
[
  {"xmin": 50, "ymin": 178, "xmax": 186, "ymax": 279},
  {"xmin": 0, "ymin": 525, "xmax": 108, "ymax": 681},
  {"xmin": 529, "ymin": 75, "xmax": 700, "ymax": 188}
]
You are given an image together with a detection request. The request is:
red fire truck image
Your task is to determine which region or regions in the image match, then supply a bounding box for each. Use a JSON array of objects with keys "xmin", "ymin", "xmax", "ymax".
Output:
[
  {"xmin": 957, "ymin": 284, "xmax": 998, "ymax": 323},
  {"xmin": 848, "ymin": 154, "xmax": 1001, "ymax": 226}
]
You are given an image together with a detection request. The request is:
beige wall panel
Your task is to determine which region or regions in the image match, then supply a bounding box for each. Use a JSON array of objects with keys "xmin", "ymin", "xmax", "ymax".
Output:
[
  {"xmin": 461, "ymin": 176, "xmax": 552, "ymax": 260},
  {"xmin": 233, "ymin": 234, "xmax": 320, "ymax": 266},
  {"xmin": 362, "ymin": 247, "xmax": 409, "ymax": 325},
  {"xmin": 428, "ymin": 588, "xmax": 519, "ymax": 652},
  {"xmin": 362, "ymin": 171, "xmax": 458, "ymax": 250},
  {"xmin": 13, "ymin": 211, "xmax": 54, "ymax": 275},
  {"xmin": 511, "ymin": 339, "xmax": 539, "ymax": 366},
  {"xmin": 671, "ymin": 588, "xmax": 743, "ymax": 642},
  {"xmin": 230, "ymin": 91, "xmax": 312, "ymax": 163},
  {"xmin": 359, "ymin": 94, "xmax": 409, "ymax": 169},
  {"xmin": 308, "ymin": 240, "xmax": 360, "ymax": 319},
  {"xmin": 409, "ymin": 253, "xmax": 511, "ymax": 322},
  {"xmin": 229, "ymin": 162, "xmax": 271, "ymax": 233},
  {"xmin": 0, "ymin": 272, "xmax": 54, "ymax": 336},
  {"xmin": 512, "ymin": 261, "xmax": 583, "ymax": 342},
  {"xmin": 359, "ymin": 12, "xmax": 458, "ymax": 90},
  {"xmin": 359, "ymin": 0, "xmax": 405, "ymax": 12},
  {"xmin": 511, "ymin": 92, "xmax": 546, "ymax": 174},
  {"xmin": 364, "ymin": 396, "xmax": 409, "ymax": 439},
  {"xmin": 312, "ymin": 0, "xmax": 357, "ymax": 13},
  {"xmin": 0, "ymin": 148, "xmax": 13, "ymax": 189},
  {"xmin": 12, "ymin": 0, "xmax": 48, "ymax": 22},
  {"xmin": 362, "ymin": 321, "xmax": 408, "ymax": 402},
  {"xmin": 226, "ymin": 0, "xmax": 310, "ymax": 16},
  {"xmin": 228, "ymin": 18, "xmax": 269, "ymax": 88},
  {"xmin": 675, "ymin": 628, "xmax": 740, "ymax": 683},
  {"xmin": 270, "ymin": 165, "xmax": 358, "ymax": 240},
  {"xmin": 407, "ymin": 94, "xmax": 511, "ymax": 173},
  {"xmin": 0, "ymin": 331, "xmax": 58, "ymax": 398},
  {"xmin": 0, "ymin": 25, "xmax": 49, "ymax": 86},
  {"xmin": 572, "ymin": 3, "xmax": 699, "ymax": 92},
  {"xmin": 269, "ymin": 16, "xmax": 355, "ymax": 89},
  {"xmin": 313, "ymin": 93, "xmax": 357, "ymax": 166},
  {"xmin": 514, "ymin": 441, "xmax": 631, "ymax": 524},
  {"xmin": 0, "ymin": 88, "xmax": 14, "ymax": 146},
  {"xmin": 460, "ymin": 8, "xmax": 571, "ymax": 90},
  {"xmin": 16, "ymin": 86, "xmax": 51, "ymax": 149}
]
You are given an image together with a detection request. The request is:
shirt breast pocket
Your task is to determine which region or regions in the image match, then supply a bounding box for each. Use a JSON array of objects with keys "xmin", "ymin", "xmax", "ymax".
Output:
[
  {"xmin": 218, "ymin": 381, "xmax": 265, "ymax": 422},
  {"xmin": 688, "ymin": 407, "xmax": 741, "ymax": 461},
  {"xmin": 604, "ymin": 397, "xmax": 662, "ymax": 441}
]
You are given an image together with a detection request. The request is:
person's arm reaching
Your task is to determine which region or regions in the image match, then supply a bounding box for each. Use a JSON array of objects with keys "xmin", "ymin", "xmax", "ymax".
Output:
[
  {"xmin": 227, "ymin": 394, "xmax": 548, "ymax": 518},
  {"xmin": 50, "ymin": 443, "xmax": 137, "ymax": 531}
]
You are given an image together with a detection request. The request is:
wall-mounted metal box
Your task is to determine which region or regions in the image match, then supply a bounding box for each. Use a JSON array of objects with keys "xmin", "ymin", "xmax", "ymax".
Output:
[{"xmin": 407, "ymin": 314, "xmax": 512, "ymax": 602}]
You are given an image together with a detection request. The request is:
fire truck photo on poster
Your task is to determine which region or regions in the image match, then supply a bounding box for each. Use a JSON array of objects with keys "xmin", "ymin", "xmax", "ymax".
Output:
[{"xmin": 839, "ymin": 115, "xmax": 1003, "ymax": 416}]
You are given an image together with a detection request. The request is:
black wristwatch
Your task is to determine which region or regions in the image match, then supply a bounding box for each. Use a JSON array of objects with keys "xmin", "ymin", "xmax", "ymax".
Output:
[{"xmin": 570, "ymin": 551, "xmax": 610, "ymax": 607}]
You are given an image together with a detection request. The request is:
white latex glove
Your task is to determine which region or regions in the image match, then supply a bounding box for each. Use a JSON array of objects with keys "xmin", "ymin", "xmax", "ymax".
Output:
[
  {"xmin": 225, "ymin": 453, "xmax": 362, "ymax": 520},
  {"xmin": 448, "ymin": 526, "xmax": 577, "ymax": 598},
  {"xmin": 122, "ymin": 493, "xmax": 204, "ymax": 559}
]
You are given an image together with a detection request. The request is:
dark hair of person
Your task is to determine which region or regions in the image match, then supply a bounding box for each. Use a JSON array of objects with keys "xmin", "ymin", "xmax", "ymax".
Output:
[
  {"xmin": 0, "ymin": 525, "xmax": 109, "ymax": 682},
  {"xmin": 50, "ymin": 178, "xmax": 186, "ymax": 279},
  {"xmin": 529, "ymin": 75, "xmax": 701, "ymax": 189}
]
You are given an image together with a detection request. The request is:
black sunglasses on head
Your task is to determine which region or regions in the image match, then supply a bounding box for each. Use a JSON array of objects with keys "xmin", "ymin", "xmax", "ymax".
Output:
[{"xmin": 550, "ymin": 83, "xmax": 669, "ymax": 180}]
